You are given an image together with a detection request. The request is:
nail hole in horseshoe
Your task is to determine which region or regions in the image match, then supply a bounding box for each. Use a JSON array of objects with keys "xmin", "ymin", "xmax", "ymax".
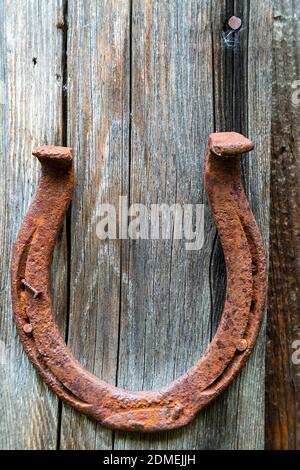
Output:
[{"xmin": 252, "ymin": 261, "xmax": 258, "ymax": 274}]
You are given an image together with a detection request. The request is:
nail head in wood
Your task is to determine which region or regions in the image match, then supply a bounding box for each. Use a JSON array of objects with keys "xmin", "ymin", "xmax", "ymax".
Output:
[{"xmin": 228, "ymin": 16, "xmax": 242, "ymax": 32}]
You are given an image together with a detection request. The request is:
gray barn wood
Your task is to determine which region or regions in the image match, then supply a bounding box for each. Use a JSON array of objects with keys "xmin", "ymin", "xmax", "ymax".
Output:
[
  {"xmin": 0, "ymin": 0, "xmax": 68, "ymax": 449},
  {"xmin": 0, "ymin": 0, "xmax": 272, "ymax": 450}
]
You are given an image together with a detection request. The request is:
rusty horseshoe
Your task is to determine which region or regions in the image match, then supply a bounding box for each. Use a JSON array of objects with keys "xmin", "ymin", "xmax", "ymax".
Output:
[{"xmin": 11, "ymin": 132, "xmax": 267, "ymax": 432}]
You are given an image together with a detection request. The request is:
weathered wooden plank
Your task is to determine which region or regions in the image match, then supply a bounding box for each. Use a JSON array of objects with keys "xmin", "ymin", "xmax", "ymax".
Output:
[
  {"xmin": 266, "ymin": 0, "xmax": 300, "ymax": 450},
  {"xmin": 59, "ymin": 0, "xmax": 130, "ymax": 450},
  {"xmin": 113, "ymin": 0, "xmax": 271, "ymax": 450},
  {"xmin": 0, "ymin": 0, "xmax": 272, "ymax": 450},
  {"xmin": 205, "ymin": 0, "xmax": 272, "ymax": 450},
  {"xmin": 239, "ymin": 0, "xmax": 272, "ymax": 450},
  {"xmin": 0, "ymin": 0, "xmax": 67, "ymax": 449},
  {"xmin": 113, "ymin": 0, "xmax": 215, "ymax": 450},
  {"xmin": 241, "ymin": 0, "xmax": 272, "ymax": 449}
]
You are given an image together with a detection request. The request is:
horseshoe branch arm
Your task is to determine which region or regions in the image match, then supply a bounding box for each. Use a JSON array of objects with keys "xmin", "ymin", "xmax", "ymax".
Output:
[{"xmin": 11, "ymin": 133, "xmax": 267, "ymax": 432}]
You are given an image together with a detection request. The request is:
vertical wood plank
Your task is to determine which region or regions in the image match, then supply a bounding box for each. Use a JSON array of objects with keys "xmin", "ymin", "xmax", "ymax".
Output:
[
  {"xmin": 207, "ymin": 0, "xmax": 272, "ymax": 450},
  {"xmin": 236, "ymin": 0, "xmax": 272, "ymax": 449},
  {"xmin": 0, "ymin": 0, "xmax": 67, "ymax": 449},
  {"xmin": 114, "ymin": 0, "xmax": 216, "ymax": 450},
  {"xmin": 266, "ymin": 0, "xmax": 300, "ymax": 450},
  {"xmin": 59, "ymin": 0, "xmax": 130, "ymax": 450}
]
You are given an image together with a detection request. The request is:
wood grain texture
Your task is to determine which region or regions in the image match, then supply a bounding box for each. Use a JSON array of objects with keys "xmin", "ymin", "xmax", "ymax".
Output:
[
  {"xmin": 237, "ymin": 0, "xmax": 272, "ymax": 449},
  {"xmin": 204, "ymin": 0, "xmax": 272, "ymax": 450},
  {"xmin": 0, "ymin": 0, "xmax": 68, "ymax": 449},
  {"xmin": 59, "ymin": 0, "xmax": 130, "ymax": 450},
  {"xmin": 0, "ymin": 0, "xmax": 272, "ymax": 450},
  {"xmin": 266, "ymin": 0, "xmax": 300, "ymax": 450},
  {"xmin": 114, "ymin": 0, "xmax": 214, "ymax": 450}
]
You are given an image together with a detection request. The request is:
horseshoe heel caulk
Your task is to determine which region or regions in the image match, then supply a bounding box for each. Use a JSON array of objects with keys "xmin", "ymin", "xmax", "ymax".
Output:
[{"xmin": 11, "ymin": 132, "xmax": 267, "ymax": 432}]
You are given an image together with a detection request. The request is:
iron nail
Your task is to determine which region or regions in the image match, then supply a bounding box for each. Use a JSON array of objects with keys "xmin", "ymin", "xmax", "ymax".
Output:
[
  {"xmin": 227, "ymin": 16, "xmax": 242, "ymax": 32},
  {"xmin": 23, "ymin": 323, "xmax": 33, "ymax": 335},
  {"xmin": 21, "ymin": 279, "xmax": 41, "ymax": 299},
  {"xmin": 237, "ymin": 339, "xmax": 248, "ymax": 352}
]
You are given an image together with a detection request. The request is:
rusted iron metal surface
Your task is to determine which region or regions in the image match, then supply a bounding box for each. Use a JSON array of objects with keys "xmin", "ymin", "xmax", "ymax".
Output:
[
  {"xmin": 11, "ymin": 132, "xmax": 267, "ymax": 432},
  {"xmin": 227, "ymin": 16, "xmax": 242, "ymax": 32}
]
